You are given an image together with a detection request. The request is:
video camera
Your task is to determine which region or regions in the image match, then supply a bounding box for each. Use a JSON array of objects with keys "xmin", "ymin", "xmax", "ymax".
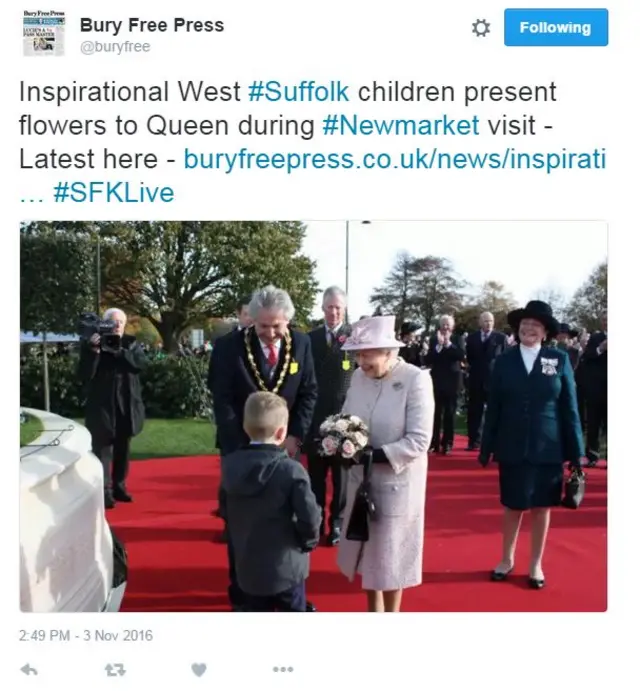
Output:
[{"xmin": 77, "ymin": 312, "xmax": 121, "ymax": 352}]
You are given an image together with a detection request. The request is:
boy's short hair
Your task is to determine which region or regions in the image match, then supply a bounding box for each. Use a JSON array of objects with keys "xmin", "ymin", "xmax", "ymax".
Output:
[{"xmin": 243, "ymin": 392, "xmax": 289, "ymax": 441}]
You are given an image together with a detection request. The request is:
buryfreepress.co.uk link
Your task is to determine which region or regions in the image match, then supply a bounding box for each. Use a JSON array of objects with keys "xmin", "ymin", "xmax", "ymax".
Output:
[{"xmin": 183, "ymin": 147, "xmax": 605, "ymax": 175}]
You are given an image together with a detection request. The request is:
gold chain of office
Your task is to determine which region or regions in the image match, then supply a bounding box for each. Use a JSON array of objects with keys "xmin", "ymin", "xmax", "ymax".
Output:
[{"xmin": 244, "ymin": 327, "xmax": 292, "ymax": 394}]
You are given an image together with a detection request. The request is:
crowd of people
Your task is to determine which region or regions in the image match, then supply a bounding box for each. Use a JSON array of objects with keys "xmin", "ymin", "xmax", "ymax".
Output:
[
  {"xmin": 396, "ymin": 309, "xmax": 607, "ymax": 467},
  {"xmin": 79, "ymin": 283, "xmax": 606, "ymax": 611}
]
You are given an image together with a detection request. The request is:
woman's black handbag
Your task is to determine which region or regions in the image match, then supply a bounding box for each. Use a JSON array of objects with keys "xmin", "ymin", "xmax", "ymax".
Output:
[
  {"xmin": 345, "ymin": 449, "xmax": 377, "ymax": 542},
  {"xmin": 561, "ymin": 466, "xmax": 586, "ymax": 509}
]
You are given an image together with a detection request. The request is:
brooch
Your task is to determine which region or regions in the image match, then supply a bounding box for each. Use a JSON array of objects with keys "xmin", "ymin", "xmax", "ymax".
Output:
[
  {"xmin": 540, "ymin": 357, "xmax": 558, "ymax": 376},
  {"xmin": 392, "ymin": 381, "xmax": 403, "ymax": 390}
]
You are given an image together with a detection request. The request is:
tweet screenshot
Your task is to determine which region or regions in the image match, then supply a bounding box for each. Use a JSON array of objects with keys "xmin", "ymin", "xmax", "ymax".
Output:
[{"xmin": 5, "ymin": 0, "xmax": 637, "ymax": 687}]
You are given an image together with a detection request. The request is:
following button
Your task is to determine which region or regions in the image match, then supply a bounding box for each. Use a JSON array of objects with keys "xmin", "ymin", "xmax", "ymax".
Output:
[{"xmin": 504, "ymin": 8, "xmax": 608, "ymax": 46}]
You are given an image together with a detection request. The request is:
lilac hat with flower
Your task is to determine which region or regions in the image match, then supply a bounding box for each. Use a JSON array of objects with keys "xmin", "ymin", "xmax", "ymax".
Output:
[{"xmin": 341, "ymin": 316, "xmax": 404, "ymax": 351}]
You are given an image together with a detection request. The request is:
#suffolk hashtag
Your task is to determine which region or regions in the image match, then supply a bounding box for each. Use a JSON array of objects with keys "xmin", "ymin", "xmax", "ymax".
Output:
[
  {"xmin": 323, "ymin": 115, "xmax": 339, "ymax": 135},
  {"xmin": 248, "ymin": 81, "xmax": 264, "ymax": 102},
  {"xmin": 54, "ymin": 181, "xmax": 69, "ymax": 201}
]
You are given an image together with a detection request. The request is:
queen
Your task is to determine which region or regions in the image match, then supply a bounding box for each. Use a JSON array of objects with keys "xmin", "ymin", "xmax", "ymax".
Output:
[{"xmin": 336, "ymin": 316, "xmax": 434, "ymax": 612}]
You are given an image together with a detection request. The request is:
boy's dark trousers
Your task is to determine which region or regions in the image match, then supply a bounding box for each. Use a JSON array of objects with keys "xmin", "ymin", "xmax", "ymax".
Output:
[
  {"xmin": 226, "ymin": 538, "xmax": 246, "ymax": 609},
  {"xmin": 240, "ymin": 582, "xmax": 306, "ymax": 612}
]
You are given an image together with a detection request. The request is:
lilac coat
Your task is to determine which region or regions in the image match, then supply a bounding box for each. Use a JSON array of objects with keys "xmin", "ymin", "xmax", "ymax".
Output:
[{"xmin": 337, "ymin": 361, "xmax": 434, "ymax": 591}]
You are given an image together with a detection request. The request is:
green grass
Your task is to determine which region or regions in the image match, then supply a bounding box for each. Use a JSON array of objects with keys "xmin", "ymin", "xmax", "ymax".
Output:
[
  {"xmin": 66, "ymin": 414, "xmax": 607, "ymax": 462},
  {"xmin": 20, "ymin": 414, "xmax": 44, "ymax": 447},
  {"xmin": 75, "ymin": 418, "xmax": 216, "ymax": 460}
]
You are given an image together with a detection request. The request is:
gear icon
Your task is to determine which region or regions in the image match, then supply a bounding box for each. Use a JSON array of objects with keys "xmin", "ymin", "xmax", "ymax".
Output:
[{"xmin": 472, "ymin": 19, "xmax": 490, "ymax": 37}]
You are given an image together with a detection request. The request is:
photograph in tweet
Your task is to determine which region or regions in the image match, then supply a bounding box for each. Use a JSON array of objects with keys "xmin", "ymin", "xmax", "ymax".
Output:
[{"xmin": 19, "ymin": 220, "xmax": 607, "ymax": 614}]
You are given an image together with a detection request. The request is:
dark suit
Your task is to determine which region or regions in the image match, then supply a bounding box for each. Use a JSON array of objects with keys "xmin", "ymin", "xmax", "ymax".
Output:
[
  {"xmin": 425, "ymin": 337, "xmax": 464, "ymax": 450},
  {"xmin": 207, "ymin": 327, "xmax": 242, "ymax": 515},
  {"xmin": 480, "ymin": 346, "xmax": 584, "ymax": 510},
  {"xmin": 211, "ymin": 327, "xmax": 318, "ymax": 456},
  {"xmin": 580, "ymin": 331, "xmax": 607, "ymax": 457},
  {"xmin": 211, "ymin": 327, "xmax": 318, "ymax": 608},
  {"xmin": 304, "ymin": 324, "xmax": 355, "ymax": 531},
  {"xmin": 465, "ymin": 329, "xmax": 508, "ymax": 446}
]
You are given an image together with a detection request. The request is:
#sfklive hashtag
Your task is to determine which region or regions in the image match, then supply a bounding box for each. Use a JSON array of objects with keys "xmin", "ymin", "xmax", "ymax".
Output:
[{"xmin": 53, "ymin": 181, "xmax": 175, "ymax": 203}]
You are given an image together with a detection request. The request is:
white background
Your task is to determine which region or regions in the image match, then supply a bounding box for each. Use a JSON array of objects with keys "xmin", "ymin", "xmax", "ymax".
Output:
[{"xmin": 3, "ymin": 0, "xmax": 637, "ymax": 688}]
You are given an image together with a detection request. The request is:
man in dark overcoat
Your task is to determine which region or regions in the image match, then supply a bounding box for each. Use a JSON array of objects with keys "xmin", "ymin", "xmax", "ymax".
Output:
[
  {"xmin": 424, "ymin": 315, "xmax": 464, "ymax": 454},
  {"xmin": 304, "ymin": 286, "xmax": 355, "ymax": 546},
  {"xmin": 78, "ymin": 308, "xmax": 146, "ymax": 509},
  {"xmin": 580, "ymin": 312, "xmax": 607, "ymax": 466},
  {"xmin": 464, "ymin": 311, "xmax": 508, "ymax": 450},
  {"xmin": 207, "ymin": 296, "xmax": 252, "ymax": 524}
]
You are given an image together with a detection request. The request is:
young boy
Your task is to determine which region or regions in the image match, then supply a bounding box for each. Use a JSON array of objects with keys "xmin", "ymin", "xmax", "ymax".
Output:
[{"xmin": 221, "ymin": 391, "xmax": 322, "ymax": 612}]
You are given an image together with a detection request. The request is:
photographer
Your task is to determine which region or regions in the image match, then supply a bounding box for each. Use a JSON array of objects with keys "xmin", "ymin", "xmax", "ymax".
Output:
[{"xmin": 78, "ymin": 308, "xmax": 146, "ymax": 509}]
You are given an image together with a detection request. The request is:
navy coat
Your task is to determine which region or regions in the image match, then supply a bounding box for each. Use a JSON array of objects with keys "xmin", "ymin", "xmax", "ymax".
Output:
[
  {"xmin": 480, "ymin": 345, "xmax": 584, "ymax": 465},
  {"xmin": 211, "ymin": 327, "xmax": 318, "ymax": 455}
]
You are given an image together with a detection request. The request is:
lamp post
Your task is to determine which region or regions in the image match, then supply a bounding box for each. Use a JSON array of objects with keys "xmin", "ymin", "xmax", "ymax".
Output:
[
  {"xmin": 345, "ymin": 220, "xmax": 370, "ymax": 322},
  {"xmin": 96, "ymin": 232, "xmax": 101, "ymax": 314}
]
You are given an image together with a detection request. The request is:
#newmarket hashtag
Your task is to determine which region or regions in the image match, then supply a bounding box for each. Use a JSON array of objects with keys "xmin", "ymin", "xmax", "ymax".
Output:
[
  {"xmin": 323, "ymin": 115, "xmax": 339, "ymax": 135},
  {"xmin": 247, "ymin": 80, "xmax": 349, "ymax": 102}
]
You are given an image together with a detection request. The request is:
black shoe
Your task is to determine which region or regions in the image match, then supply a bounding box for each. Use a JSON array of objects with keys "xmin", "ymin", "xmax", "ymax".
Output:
[
  {"xmin": 586, "ymin": 450, "xmax": 599, "ymax": 467},
  {"xmin": 429, "ymin": 445, "xmax": 439, "ymax": 453},
  {"xmin": 443, "ymin": 447, "xmax": 452, "ymax": 456},
  {"xmin": 490, "ymin": 567, "xmax": 513, "ymax": 582},
  {"xmin": 112, "ymin": 486, "xmax": 133, "ymax": 502},
  {"xmin": 305, "ymin": 601, "xmax": 316, "ymax": 612},
  {"xmin": 528, "ymin": 577, "xmax": 545, "ymax": 589},
  {"xmin": 466, "ymin": 443, "xmax": 479, "ymax": 451},
  {"xmin": 104, "ymin": 493, "xmax": 115, "ymax": 510},
  {"xmin": 327, "ymin": 525, "xmax": 340, "ymax": 546}
]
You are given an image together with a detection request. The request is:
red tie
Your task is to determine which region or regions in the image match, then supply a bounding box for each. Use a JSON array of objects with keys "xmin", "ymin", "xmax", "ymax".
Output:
[{"xmin": 267, "ymin": 344, "xmax": 278, "ymax": 367}]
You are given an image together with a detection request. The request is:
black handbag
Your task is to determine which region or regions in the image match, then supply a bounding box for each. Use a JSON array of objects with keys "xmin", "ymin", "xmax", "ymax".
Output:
[
  {"xmin": 561, "ymin": 466, "xmax": 586, "ymax": 509},
  {"xmin": 345, "ymin": 449, "xmax": 377, "ymax": 542}
]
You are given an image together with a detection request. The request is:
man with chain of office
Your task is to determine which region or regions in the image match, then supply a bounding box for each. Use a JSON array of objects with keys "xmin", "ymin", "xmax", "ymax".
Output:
[{"xmin": 211, "ymin": 284, "xmax": 319, "ymax": 611}]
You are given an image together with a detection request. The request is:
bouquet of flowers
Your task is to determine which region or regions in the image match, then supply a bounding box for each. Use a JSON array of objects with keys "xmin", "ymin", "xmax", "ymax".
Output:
[{"xmin": 317, "ymin": 413, "xmax": 369, "ymax": 464}]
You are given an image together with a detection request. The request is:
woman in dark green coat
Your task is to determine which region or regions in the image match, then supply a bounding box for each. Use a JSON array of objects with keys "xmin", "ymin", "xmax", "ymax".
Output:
[{"xmin": 479, "ymin": 301, "xmax": 584, "ymax": 589}]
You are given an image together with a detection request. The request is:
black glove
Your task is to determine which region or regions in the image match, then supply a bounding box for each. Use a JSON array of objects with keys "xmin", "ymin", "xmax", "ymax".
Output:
[
  {"xmin": 371, "ymin": 447, "xmax": 390, "ymax": 465},
  {"xmin": 356, "ymin": 445, "xmax": 389, "ymax": 465}
]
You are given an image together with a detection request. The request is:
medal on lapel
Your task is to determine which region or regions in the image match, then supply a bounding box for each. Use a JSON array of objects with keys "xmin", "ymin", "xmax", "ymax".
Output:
[
  {"xmin": 289, "ymin": 361, "xmax": 299, "ymax": 374},
  {"xmin": 342, "ymin": 359, "xmax": 351, "ymax": 371}
]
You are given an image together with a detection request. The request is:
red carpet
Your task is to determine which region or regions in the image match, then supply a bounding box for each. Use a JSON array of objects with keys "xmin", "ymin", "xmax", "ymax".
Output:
[{"xmin": 110, "ymin": 438, "xmax": 607, "ymax": 612}]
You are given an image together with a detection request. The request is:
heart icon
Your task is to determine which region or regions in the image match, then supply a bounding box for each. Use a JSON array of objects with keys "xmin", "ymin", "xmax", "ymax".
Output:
[{"xmin": 191, "ymin": 663, "xmax": 206, "ymax": 677}]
